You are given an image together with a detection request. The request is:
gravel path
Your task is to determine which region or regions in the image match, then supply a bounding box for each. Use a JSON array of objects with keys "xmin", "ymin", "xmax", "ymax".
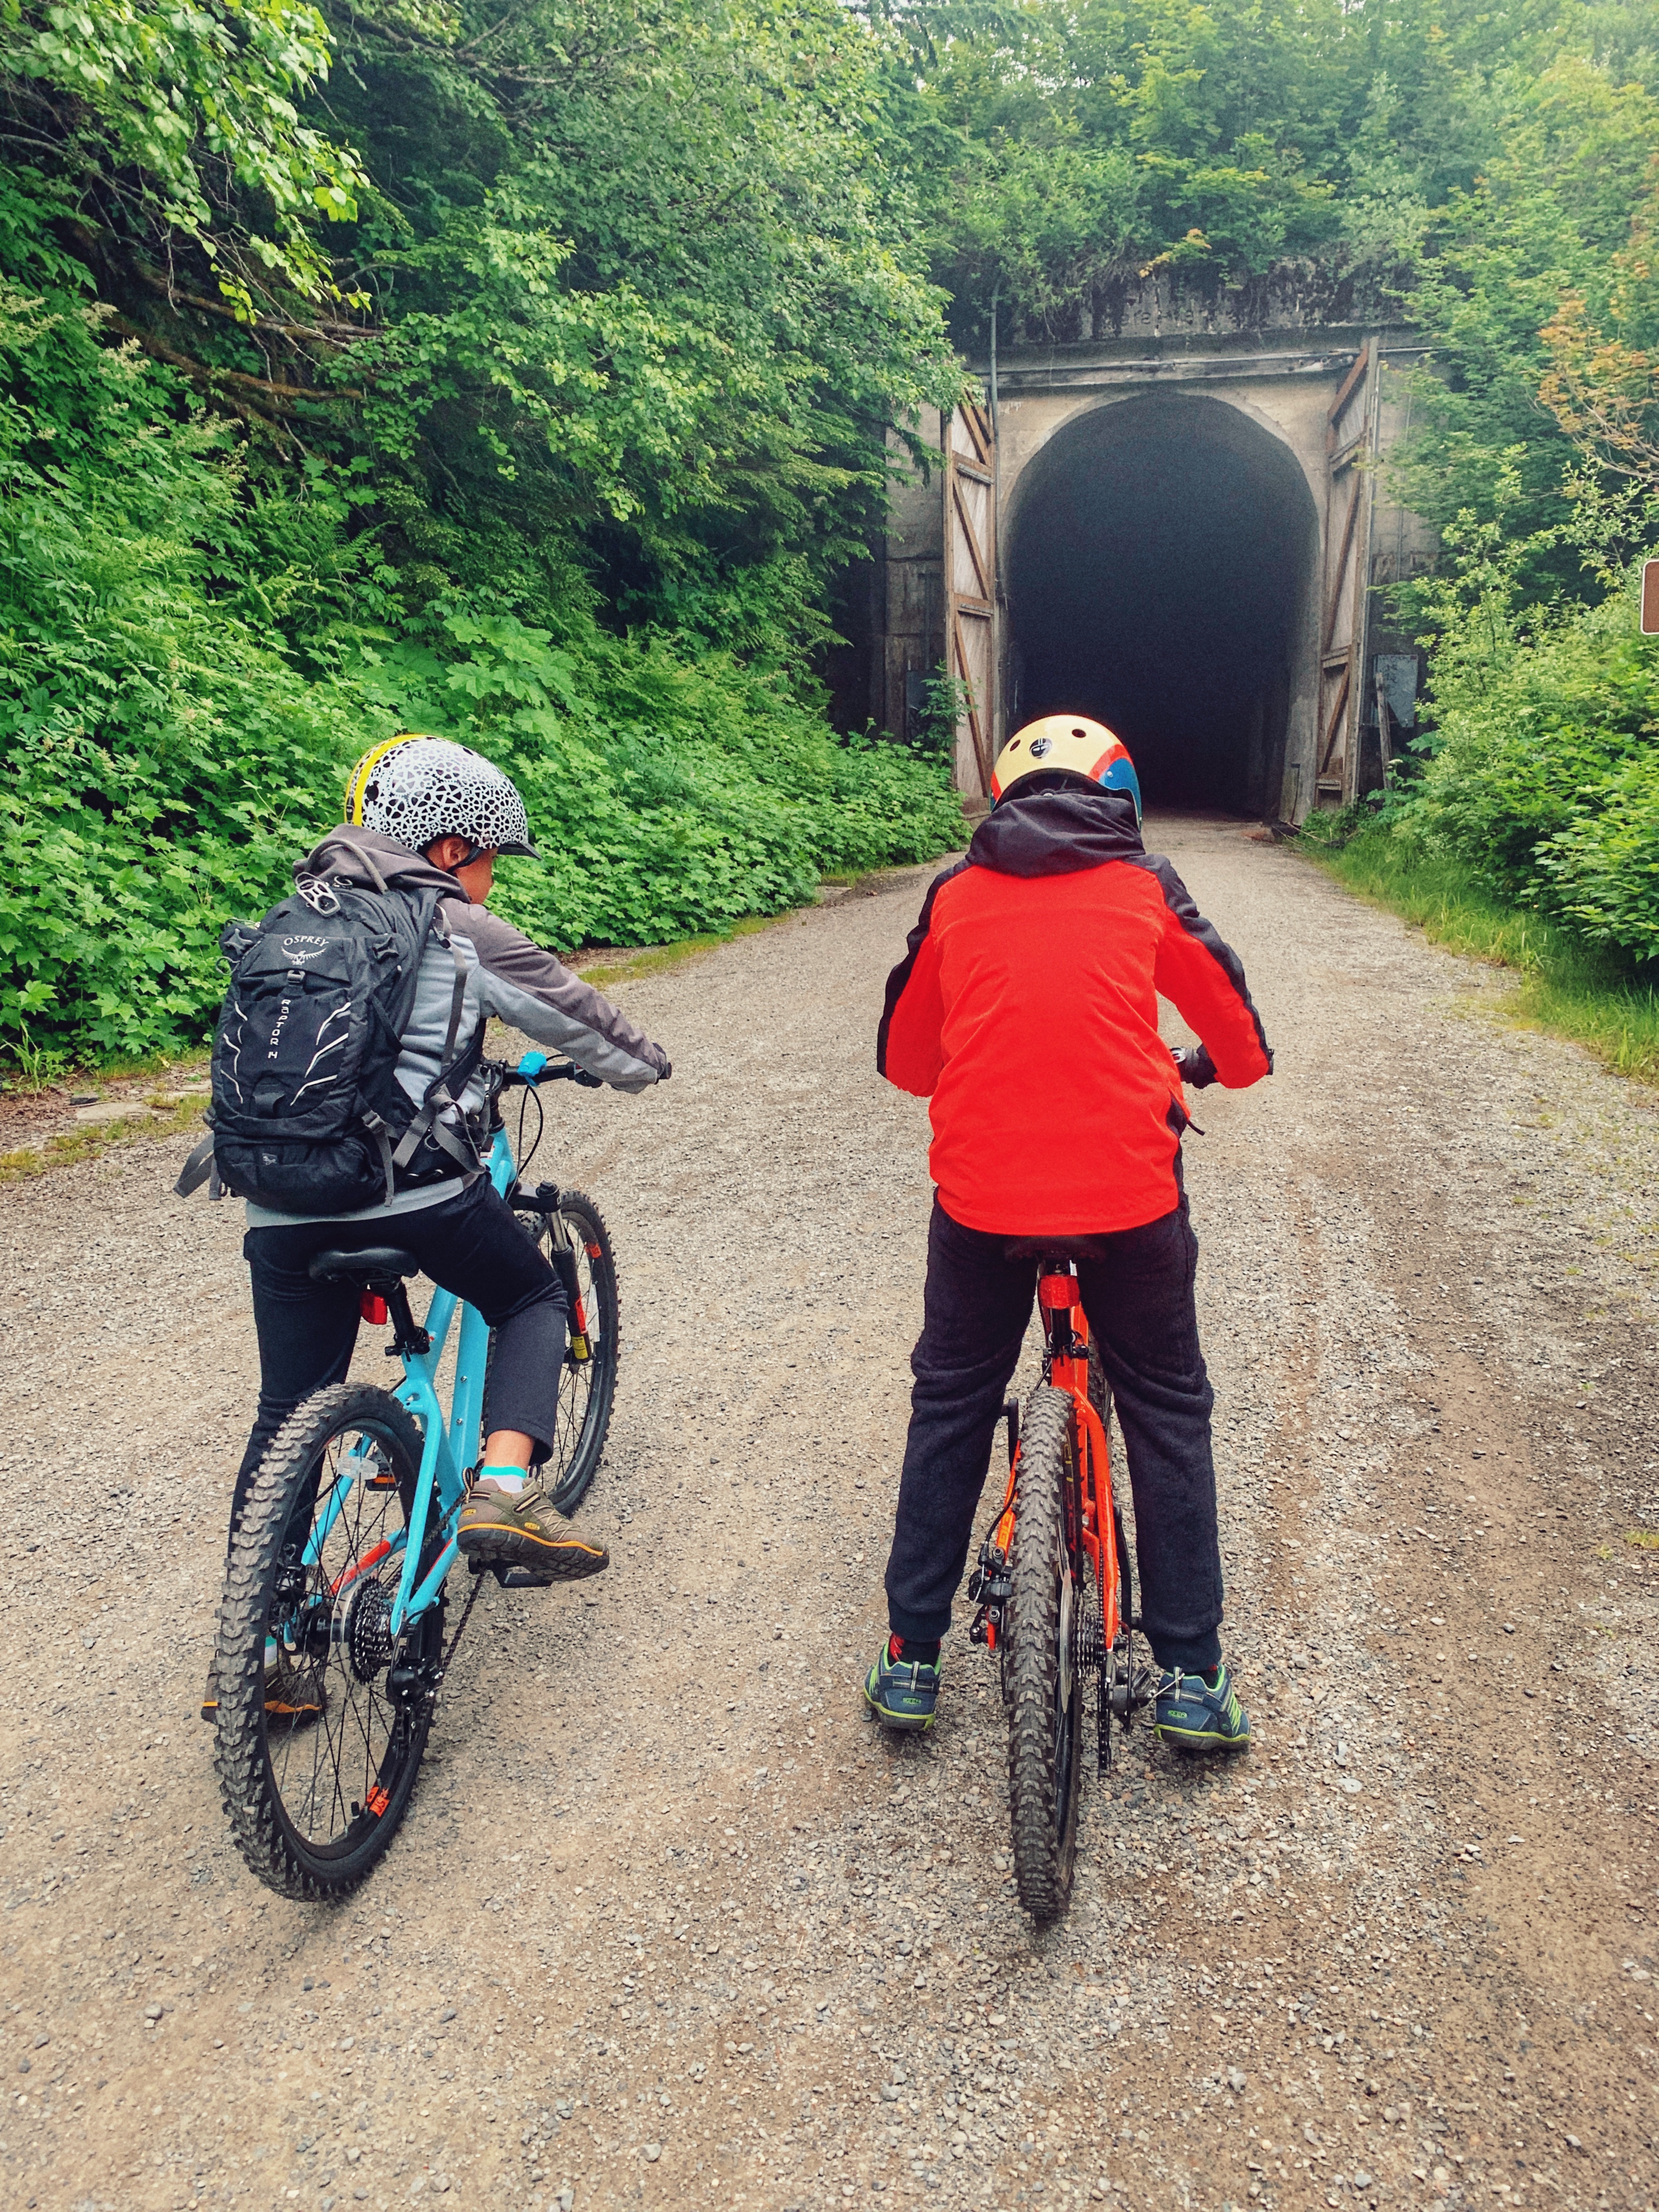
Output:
[{"xmin": 2, "ymin": 816, "xmax": 1657, "ymax": 2212}]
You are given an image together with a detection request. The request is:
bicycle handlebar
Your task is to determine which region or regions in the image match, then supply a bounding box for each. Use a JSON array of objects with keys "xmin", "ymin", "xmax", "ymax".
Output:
[
  {"xmin": 1171, "ymin": 1043, "xmax": 1218, "ymax": 1090},
  {"xmin": 496, "ymin": 1053, "xmax": 605, "ymax": 1091}
]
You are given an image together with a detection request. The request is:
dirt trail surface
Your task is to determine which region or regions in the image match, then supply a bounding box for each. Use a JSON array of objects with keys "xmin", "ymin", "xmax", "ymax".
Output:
[{"xmin": 3, "ymin": 816, "xmax": 1658, "ymax": 2212}]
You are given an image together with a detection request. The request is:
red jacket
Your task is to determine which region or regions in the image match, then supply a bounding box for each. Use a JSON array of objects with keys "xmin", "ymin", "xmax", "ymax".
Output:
[{"xmin": 877, "ymin": 783, "xmax": 1272, "ymax": 1235}]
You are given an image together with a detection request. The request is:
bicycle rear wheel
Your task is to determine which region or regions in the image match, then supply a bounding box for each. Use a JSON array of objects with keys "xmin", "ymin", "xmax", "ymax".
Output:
[
  {"xmin": 212, "ymin": 1383, "xmax": 442, "ymax": 1900},
  {"xmin": 1005, "ymin": 1384, "xmax": 1085, "ymax": 1920},
  {"xmin": 493, "ymin": 1188, "xmax": 619, "ymax": 1515}
]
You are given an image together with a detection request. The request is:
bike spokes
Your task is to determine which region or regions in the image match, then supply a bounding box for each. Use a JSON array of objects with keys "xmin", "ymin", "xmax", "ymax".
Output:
[{"xmin": 215, "ymin": 1386, "xmax": 441, "ymax": 1900}]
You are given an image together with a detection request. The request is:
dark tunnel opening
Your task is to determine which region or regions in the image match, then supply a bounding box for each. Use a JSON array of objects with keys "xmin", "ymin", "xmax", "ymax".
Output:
[{"xmin": 1004, "ymin": 395, "xmax": 1317, "ymax": 815}]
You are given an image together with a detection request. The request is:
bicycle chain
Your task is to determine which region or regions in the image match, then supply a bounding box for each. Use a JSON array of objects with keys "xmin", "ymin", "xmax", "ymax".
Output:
[{"xmin": 441, "ymin": 1568, "xmax": 486, "ymax": 1670}]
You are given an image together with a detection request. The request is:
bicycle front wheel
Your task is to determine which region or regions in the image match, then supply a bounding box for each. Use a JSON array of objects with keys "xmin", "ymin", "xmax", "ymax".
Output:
[
  {"xmin": 492, "ymin": 1188, "xmax": 619, "ymax": 1515},
  {"xmin": 212, "ymin": 1383, "xmax": 443, "ymax": 1901},
  {"xmin": 1005, "ymin": 1384, "xmax": 1085, "ymax": 1920}
]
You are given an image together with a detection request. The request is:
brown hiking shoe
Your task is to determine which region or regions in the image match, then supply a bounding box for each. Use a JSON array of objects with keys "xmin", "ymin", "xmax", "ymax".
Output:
[
  {"xmin": 457, "ymin": 1478, "xmax": 610, "ymax": 1579},
  {"xmin": 200, "ymin": 1647, "xmax": 326, "ymax": 1725}
]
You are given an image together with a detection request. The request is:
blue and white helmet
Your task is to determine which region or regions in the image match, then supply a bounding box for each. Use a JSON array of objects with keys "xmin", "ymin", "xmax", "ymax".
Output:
[{"xmin": 345, "ymin": 735, "xmax": 538, "ymax": 859}]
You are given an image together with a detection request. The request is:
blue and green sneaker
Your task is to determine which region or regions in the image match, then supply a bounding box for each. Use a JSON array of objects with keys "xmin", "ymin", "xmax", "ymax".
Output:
[
  {"xmin": 863, "ymin": 1635, "xmax": 941, "ymax": 1732},
  {"xmin": 1153, "ymin": 1661, "xmax": 1251, "ymax": 1754}
]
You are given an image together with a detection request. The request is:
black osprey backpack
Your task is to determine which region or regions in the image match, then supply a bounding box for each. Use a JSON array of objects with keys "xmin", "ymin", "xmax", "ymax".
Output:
[{"xmin": 176, "ymin": 842, "xmax": 483, "ymax": 1215}]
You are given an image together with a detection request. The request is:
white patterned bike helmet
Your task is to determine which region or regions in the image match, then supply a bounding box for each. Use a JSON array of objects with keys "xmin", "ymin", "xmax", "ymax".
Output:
[{"xmin": 343, "ymin": 735, "xmax": 539, "ymax": 860}]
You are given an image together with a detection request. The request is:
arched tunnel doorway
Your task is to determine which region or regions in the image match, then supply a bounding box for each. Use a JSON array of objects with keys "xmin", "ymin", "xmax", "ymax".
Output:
[{"xmin": 1003, "ymin": 394, "xmax": 1318, "ymax": 816}]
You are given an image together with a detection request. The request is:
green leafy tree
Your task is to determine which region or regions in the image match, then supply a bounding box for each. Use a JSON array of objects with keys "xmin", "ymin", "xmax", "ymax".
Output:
[
  {"xmin": 0, "ymin": 0, "xmax": 366, "ymax": 304},
  {"xmin": 1390, "ymin": 58, "xmax": 1659, "ymax": 610}
]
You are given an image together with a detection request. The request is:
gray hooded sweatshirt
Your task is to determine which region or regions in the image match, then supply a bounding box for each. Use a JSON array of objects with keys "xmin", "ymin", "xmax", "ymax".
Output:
[{"xmin": 243, "ymin": 827, "xmax": 669, "ymax": 1228}]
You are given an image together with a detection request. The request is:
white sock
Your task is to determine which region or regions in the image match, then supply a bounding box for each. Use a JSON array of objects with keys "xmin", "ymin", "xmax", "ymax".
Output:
[{"xmin": 481, "ymin": 1465, "xmax": 527, "ymax": 1494}]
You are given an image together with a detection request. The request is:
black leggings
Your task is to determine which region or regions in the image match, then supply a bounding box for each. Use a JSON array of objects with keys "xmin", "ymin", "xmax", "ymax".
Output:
[
  {"xmin": 233, "ymin": 1180, "xmax": 566, "ymax": 1548},
  {"xmin": 884, "ymin": 1190, "xmax": 1223, "ymax": 1673}
]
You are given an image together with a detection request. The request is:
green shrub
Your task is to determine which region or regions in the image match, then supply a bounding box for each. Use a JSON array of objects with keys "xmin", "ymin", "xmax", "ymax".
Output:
[
  {"xmin": 0, "ymin": 270, "xmax": 963, "ymax": 1068},
  {"xmin": 357, "ymin": 607, "xmax": 964, "ymax": 952},
  {"xmin": 1396, "ymin": 572, "xmax": 1659, "ymax": 967}
]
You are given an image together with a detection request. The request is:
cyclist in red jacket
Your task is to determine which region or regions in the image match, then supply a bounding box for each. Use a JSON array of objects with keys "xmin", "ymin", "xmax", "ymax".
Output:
[{"xmin": 865, "ymin": 715, "xmax": 1273, "ymax": 1746}]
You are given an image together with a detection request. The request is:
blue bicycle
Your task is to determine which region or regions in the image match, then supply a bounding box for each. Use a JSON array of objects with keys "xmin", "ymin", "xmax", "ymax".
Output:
[{"xmin": 212, "ymin": 1056, "xmax": 619, "ymax": 1899}]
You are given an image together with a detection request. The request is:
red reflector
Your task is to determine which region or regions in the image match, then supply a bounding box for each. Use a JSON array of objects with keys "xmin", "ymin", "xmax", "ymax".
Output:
[
  {"xmin": 360, "ymin": 1292, "xmax": 388, "ymax": 1324},
  {"xmin": 1039, "ymin": 1273, "xmax": 1081, "ymax": 1309}
]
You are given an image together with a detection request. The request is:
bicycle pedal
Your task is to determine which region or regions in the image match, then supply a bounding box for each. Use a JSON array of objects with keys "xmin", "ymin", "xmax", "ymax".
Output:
[{"xmin": 492, "ymin": 1565, "xmax": 557, "ymax": 1592}]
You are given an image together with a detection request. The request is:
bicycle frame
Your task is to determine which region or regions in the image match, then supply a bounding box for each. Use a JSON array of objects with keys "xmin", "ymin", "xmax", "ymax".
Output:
[
  {"xmin": 974, "ymin": 1268, "xmax": 1122, "ymax": 1653},
  {"xmin": 1038, "ymin": 1273, "xmax": 1123, "ymax": 1650},
  {"xmin": 302, "ymin": 1125, "xmax": 518, "ymax": 1640}
]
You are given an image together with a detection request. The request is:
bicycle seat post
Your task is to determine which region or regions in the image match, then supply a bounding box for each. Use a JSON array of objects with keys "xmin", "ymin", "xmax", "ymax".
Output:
[
  {"xmin": 1037, "ymin": 1262, "xmax": 1082, "ymax": 1361},
  {"xmin": 382, "ymin": 1281, "xmax": 432, "ymax": 1360}
]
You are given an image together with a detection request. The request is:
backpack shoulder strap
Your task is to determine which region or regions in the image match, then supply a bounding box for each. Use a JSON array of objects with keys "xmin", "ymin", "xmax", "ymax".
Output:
[
  {"xmin": 174, "ymin": 1128, "xmax": 222, "ymax": 1200},
  {"xmin": 388, "ymin": 896, "xmax": 484, "ymax": 1178}
]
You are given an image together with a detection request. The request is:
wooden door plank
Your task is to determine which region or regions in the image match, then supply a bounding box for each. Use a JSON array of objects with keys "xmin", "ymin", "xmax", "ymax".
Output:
[
  {"xmin": 951, "ymin": 477, "xmax": 992, "ymax": 604},
  {"xmin": 952, "ymin": 610, "xmax": 994, "ymax": 792},
  {"xmin": 944, "ymin": 402, "xmax": 997, "ymax": 797},
  {"xmin": 1326, "ymin": 343, "xmax": 1370, "ymax": 439},
  {"xmin": 1317, "ymin": 662, "xmax": 1351, "ymax": 775},
  {"xmin": 1321, "ymin": 475, "xmax": 1363, "ymax": 657}
]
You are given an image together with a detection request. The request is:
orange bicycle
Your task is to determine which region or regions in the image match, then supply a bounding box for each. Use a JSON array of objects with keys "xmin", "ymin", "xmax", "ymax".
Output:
[{"xmin": 965, "ymin": 1252, "xmax": 1155, "ymax": 1918}]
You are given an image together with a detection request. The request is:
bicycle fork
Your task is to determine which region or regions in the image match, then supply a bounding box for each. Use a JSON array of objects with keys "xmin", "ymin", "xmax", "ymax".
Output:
[{"xmin": 513, "ymin": 1180, "xmax": 594, "ymax": 1363}]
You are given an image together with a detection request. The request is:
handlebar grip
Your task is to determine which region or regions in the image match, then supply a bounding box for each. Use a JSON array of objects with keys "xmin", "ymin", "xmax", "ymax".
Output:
[
  {"xmin": 503, "ymin": 1057, "xmax": 605, "ymax": 1090},
  {"xmin": 1173, "ymin": 1043, "xmax": 1219, "ymax": 1090}
]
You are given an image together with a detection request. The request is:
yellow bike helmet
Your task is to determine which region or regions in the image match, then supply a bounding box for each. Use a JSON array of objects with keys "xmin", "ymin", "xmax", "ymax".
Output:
[{"xmin": 990, "ymin": 715, "xmax": 1142, "ymax": 823}]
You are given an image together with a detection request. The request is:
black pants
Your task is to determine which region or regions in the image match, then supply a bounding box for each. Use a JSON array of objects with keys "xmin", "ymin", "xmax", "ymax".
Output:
[
  {"xmin": 884, "ymin": 1190, "xmax": 1224, "ymax": 1673},
  {"xmin": 234, "ymin": 1180, "xmax": 567, "ymax": 1547}
]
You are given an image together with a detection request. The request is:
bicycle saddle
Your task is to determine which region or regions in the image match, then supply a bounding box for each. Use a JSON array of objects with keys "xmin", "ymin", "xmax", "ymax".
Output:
[
  {"xmin": 307, "ymin": 1246, "xmax": 421, "ymax": 1288},
  {"xmin": 1002, "ymin": 1235, "xmax": 1116, "ymax": 1265}
]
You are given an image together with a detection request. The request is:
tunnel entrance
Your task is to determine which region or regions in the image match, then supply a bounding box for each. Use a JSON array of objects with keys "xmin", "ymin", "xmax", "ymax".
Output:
[{"xmin": 1003, "ymin": 394, "xmax": 1318, "ymax": 816}]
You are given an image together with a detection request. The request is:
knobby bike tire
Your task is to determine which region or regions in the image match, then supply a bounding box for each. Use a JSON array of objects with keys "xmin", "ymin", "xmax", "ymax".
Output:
[
  {"xmin": 1005, "ymin": 1384, "xmax": 1085, "ymax": 1920},
  {"xmin": 491, "ymin": 1189, "xmax": 619, "ymax": 1516},
  {"xmin": 212, "ymin": 1383, "xmax": 442, "ymax": 1901},
  {"xmin": 1087, "ymin": 1349, "xmax": 1136, "ymax": 1623}
]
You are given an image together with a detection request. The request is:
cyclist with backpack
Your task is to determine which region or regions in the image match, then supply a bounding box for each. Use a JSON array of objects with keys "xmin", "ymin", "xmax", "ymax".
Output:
[
  {"xmin": 864, "ymin": 716, "xmax": 1272, "ymax": 1751},
  {"xmin": 186, "ymin": 736, "xmax": 670, "ymax": 1718}
]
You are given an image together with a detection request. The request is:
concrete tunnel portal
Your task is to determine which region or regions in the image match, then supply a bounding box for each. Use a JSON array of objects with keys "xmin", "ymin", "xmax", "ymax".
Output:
[{"xmin": 1002, "ymin": 394, "xmax": 1319, "ymax": 817}]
